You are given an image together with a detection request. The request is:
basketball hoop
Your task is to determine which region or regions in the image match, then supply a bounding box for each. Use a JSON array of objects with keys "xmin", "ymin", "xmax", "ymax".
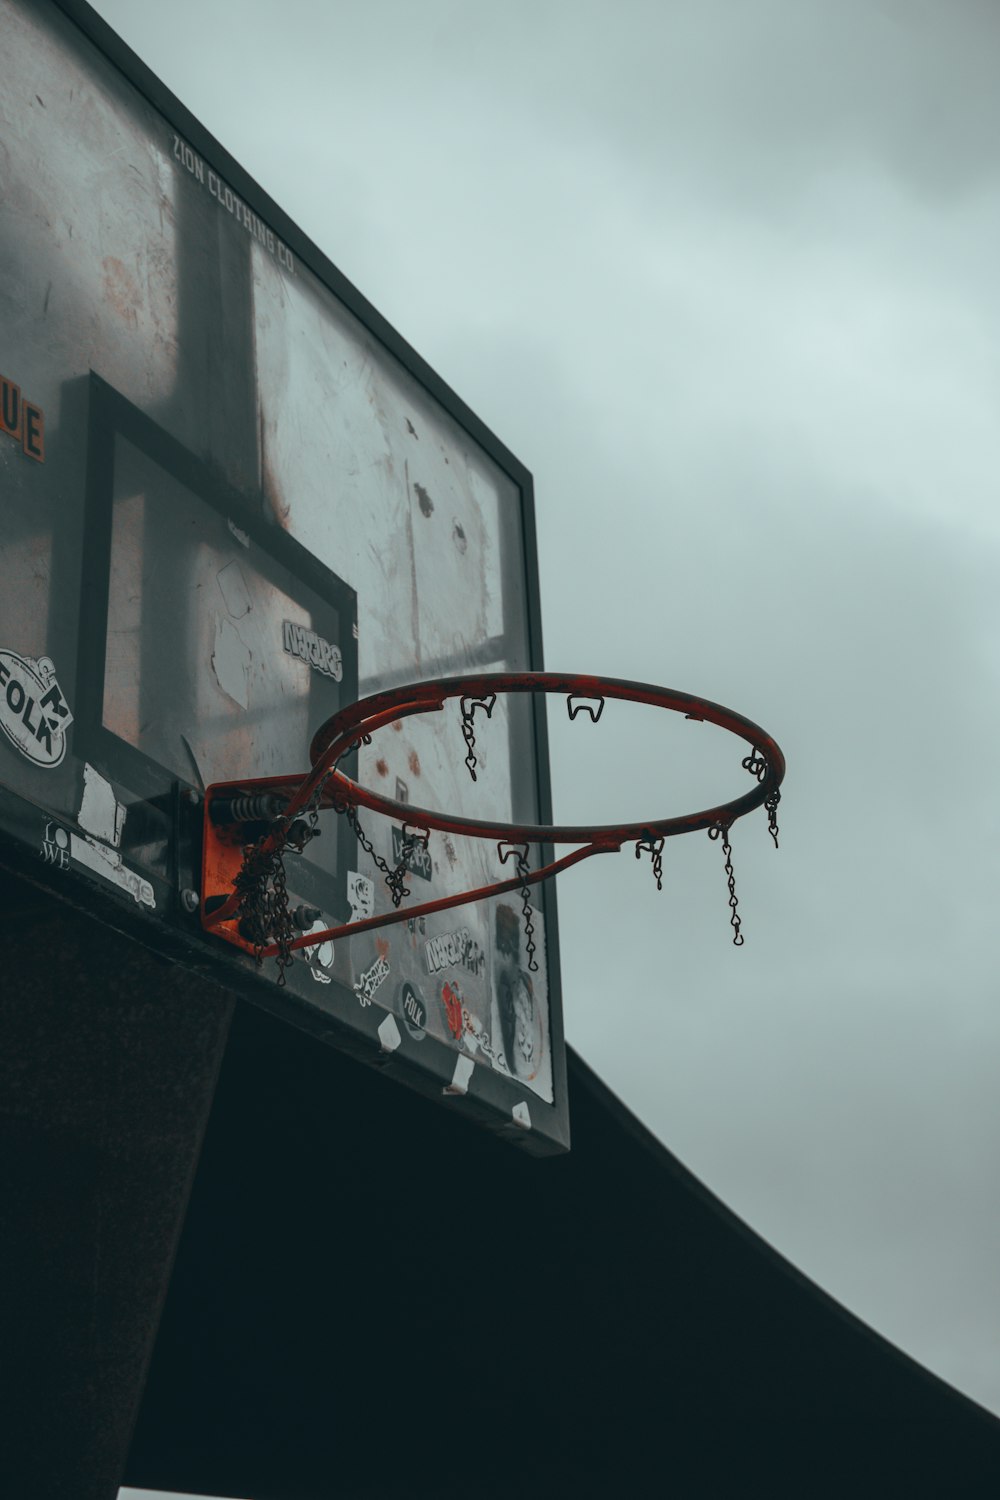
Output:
[{"xmin": 200, "ymin": 672, "xmax": 785, "ymax": 981}]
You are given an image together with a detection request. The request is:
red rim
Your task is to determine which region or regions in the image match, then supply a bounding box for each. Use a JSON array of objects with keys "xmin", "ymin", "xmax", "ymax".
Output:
[{"xmin": 300, "ymin": 672, "xmax": 785, "ymax": 847}]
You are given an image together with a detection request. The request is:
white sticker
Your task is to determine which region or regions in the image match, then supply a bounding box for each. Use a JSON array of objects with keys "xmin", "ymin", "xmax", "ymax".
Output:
[
  {"xmin": 69, "ymin": 832, "xmax": 155, "ymax": 908},
  {"xmin": 347, "ymin": 871, "xmax": 375, "ymax": 924},
  {"xmin": 443, "ymin": 1053, "xmax": 475, "ymax": 1097},
  {"xmin": 354, "ymin": 952, "xmax": 390, "ymax": 1007},
  {"xmin": 0, "ymin": 650, "xmax": 73, "ymax": 768},
  {"xmin": 300, "ymin": 919, "xmax": 334, "ymax": 984},
  {"xmin": 377, "ymin": 1014, "xmax": 402, "ymax": 1053},
  {"xmin": 78, "ymin": 763, "xmax": 126, "ymax": 847}
]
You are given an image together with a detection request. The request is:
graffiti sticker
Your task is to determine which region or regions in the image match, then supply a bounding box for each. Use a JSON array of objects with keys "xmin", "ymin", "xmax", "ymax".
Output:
[
  {"xmin": 282, "ymin": 620, "xmax": 343, "ymax": 680},
  {"xmin": 354, "ymin": 952, "xmax": 390, "ymax": 1007},
  {"xmin": 0, "ymin": 651, "xmax": 73, "ymax": 768},
  {"xmin": 347, "ymin": 871, "xmax": 375, "ymax": 924},
  {"xmin": 424, "ymin": 925, "xmax": 486, "ymax": 978},
  {"xmin": 391, "ymin": 826, "xmax": 432, "ymax": 881}
]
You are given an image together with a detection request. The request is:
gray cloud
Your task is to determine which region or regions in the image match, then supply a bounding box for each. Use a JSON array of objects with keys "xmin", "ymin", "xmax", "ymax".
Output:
[{"xmin": 93, "ymin": 0, "xmax": 1000, "ymax": 1419}]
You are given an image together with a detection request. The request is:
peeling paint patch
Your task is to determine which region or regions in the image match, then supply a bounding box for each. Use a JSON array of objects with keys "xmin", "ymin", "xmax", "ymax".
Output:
[
  {"xmin": 212, "ymin": 614, "xmax": 250, "ymax": 709},
  {"xmin": 70, "ymin": 832, "xmax": 155, "ymax": 908},
  {"xmin": 78, "ymin": 762, "xmax": 126, "ymax": 847},
  {"xmin": 216, "ymin": 559, "xmax": 252, "ymax": 618},
  {"xmin": 227, "ymin": 519, "xmax": 250, "ymax": 548}
]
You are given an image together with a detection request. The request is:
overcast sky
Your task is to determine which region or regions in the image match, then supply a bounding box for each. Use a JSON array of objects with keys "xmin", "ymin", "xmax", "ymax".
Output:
[{"xmin": 98, "ymin": 0, "xmax": 1000, "ymax": 1449}]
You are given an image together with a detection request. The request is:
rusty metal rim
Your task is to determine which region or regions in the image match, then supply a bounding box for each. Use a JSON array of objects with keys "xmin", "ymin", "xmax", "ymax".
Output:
[{"xmin": 300, "ymin": 671, "xmax": 785, "ymax": 846}]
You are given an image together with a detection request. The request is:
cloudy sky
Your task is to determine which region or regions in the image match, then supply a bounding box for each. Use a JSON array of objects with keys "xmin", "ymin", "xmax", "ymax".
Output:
[{"xmin": 96, "ymin": 0, "xmax": 1000, "ymax": 1450}]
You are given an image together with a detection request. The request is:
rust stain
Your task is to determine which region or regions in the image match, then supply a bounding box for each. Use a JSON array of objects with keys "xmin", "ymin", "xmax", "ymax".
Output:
[
  {"xmin": 260, "ymin": 408, "xmax": 291, "ymax": 525},
  {"xmin": 408, "ymin": 750, "xmax": 421, "ymax": 777},
  {"xmin": 375, "ymin": 757, "xmax": 389, "ymax": 777},
  {"xmin": 101, "ymin": 256, "xmax": 141, "ymax": 328},
  {"xmin": 375, "ymin": 937, "xmax": 390, "ymax": 961},
  {"xmin": 391, "ymin": 720, "xmax": 403, "ymax": 733}
]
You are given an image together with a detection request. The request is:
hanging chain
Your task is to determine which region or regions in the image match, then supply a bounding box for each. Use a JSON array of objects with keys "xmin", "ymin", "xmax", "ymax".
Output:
[
  {"xmin": 514, "ymin": 847, "xmax": 538, "ymax": 972},
  {"xmin": 459, "ymin": 694, "xmax": 497, "ymax": 781},
  {"xmin": 498, "ymin": 842, "xmax": 538, "ymax": 972},
  {"xmin": 234, "ymin": 834, "xmax": 298, "ymax": 985},
  {"xmin": 708, "ymin": 822, "xmax": 743, "ymax": 946},
  {"xmin": 743, "ymin": 744, "xmax": 781, "ymax": 849},
  {"xmin": 336, "ymin": 798, "xmax": 428, "ymax": 909},
  {"xmin": 234, "ymin": 733, "xmax": 371, "ymax": 980},
  {"xmin": 635, "ymin": 833, "xmax": 664, "ymax": 890}
]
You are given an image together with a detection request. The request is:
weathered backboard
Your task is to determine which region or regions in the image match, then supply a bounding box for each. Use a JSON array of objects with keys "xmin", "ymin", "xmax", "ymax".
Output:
[{"xmin": 0, "ymin": 0, "xmax": 567, "ymax": 1152}]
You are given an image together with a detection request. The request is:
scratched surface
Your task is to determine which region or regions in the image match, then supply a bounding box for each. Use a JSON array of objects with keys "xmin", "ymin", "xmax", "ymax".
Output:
[{"xmin": 0, "ymin": 0, "xmax": 554, "ymax": 1106}]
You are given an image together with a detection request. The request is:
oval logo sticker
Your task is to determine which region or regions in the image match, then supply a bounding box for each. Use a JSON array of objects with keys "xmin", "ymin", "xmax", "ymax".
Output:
[{"xmin": 0, "ymin": 651, "xmax": 74, "ymax": 768}]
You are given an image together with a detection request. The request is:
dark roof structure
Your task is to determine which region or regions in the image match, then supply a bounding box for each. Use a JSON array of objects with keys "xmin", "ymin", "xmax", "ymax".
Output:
[{"xmin": 126, "ymin": 999, "xmax": 1000, "ymax": 1499}]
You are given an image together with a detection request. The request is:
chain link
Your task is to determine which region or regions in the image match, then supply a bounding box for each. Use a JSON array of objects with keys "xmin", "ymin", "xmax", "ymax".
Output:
[
  {"xmin": 459, "ymin": 694, "xmax": 496, "ymax": 781},
  {"xmin": 708, "ymin": 822, "xmax": 743, "ymax": 945},
  {"xmin": 635, "ymin": 833, "xmax": 664, "ymax": 891},
  {"xmin": 741, "ymin": 746, "xmax": 768, "ymax": 782},
  {"xmin": 514, "ymin": 846, "xmax": 538, "ymax": 972},
  {"xmin": 234, "ymin": 835, "xmax": 297, "ymax": 984},
  {"xmin": 234, "ymin": 735, "xmax": 365, "ymax": 979},
  {"xmin": 742, "ymin": 744, "xmax": 781, "ymax": 849}
]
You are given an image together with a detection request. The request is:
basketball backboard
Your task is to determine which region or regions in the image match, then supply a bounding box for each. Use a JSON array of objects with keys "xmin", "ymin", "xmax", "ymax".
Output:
[{"xmin": 0, "ymin": 0, "xmax": 567, "ymax": 1151}]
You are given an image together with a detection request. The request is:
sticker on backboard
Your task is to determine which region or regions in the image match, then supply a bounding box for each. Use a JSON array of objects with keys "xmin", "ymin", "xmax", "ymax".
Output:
[
  {"xmin": 391, "ymin": 826, "xmax": 432, "ymax": 882},
  {"xmin": 39, "ymin": 820, "xmax": 71, "ymax": 871},
  {"xmin": 38, "ymin": 817, "xmax": 155, "ymax": 908},
  {"xmin": 347, "ymin": 872, "xmax": 375, "ymax": 924},
  {"xmin": 424, "ymin": 925, "xmax": 486, "ymax": 979},
  {"xmin": 282, "ymin": 620, "xmax": 343, "ymax": 681},
  {"xmin": 398, "ymin": 980, "xmax": 427, "ymax": 1041},
  {"xmin": 70, "ymin": 831, "xmax": 155, "ymax": 908},
  {"xmin": 0, "ymin": 651, "xmax": 73, "ymax": 767},
  {"xmin": 300, "ymin": 920, "xmax": 335, "ymax": 984},
  {"xmin": 354, "ymin": 952, "xmax": 390, "ymax": 1007},
  {"xmin": 493, "ymin": 903, "xmax": 545, "ymax": 1086},
  {"xmin": 78, "ymin": 763, "xmax": 127, "ymax": 847}
]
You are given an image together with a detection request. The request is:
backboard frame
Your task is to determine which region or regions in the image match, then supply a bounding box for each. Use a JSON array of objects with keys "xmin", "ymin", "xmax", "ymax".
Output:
[{"xmin": 0, "ymin": 0, "xmax": 569, "ymax": 1154}]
